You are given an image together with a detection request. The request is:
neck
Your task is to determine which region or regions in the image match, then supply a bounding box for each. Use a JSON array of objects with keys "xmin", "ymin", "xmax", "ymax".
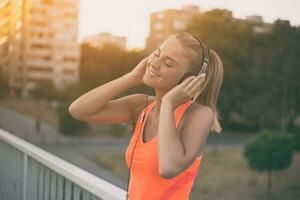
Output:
[{"xmin": 152, "ymin": 89, "xmax": 169, "ymax": 119}]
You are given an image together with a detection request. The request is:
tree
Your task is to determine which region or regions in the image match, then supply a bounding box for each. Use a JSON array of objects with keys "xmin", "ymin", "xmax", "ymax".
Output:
[
  {"xmin": 243, "ymin": 129, "xmax": 293, "ymax": 199},
  {"xmin": 79, "ymin": 43, "xmax": 150, "ymax": 96},
  {"xmin": 31, "ymin": 79, "xmax": 59, "ymax": 101},
  {"xmin": 186, "ymin": 9, "xmax": 257, "ymax": 131},
  {"xmin": 0, "ymin": 65, "xmax": 9, "ymax": 98},
  {"xmin": 56, "ymin": 101, "xmax": 89, "ymax": 136},
  {"xmin": 186, "ymin": 9, "xmax": 300, "ymax": 133},
  {"xmin": 290, "ymin": 131, "xmax": 300, "ymax": 151}
]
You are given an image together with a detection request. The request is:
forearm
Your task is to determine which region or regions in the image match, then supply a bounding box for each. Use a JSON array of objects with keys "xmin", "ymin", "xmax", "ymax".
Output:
[
  {"xmin": 158, "ymin": 99, "xmax": 185, "ymax": 174},
  {"xmin": 69, "ymin": 73, "xmax": 138, "ymax": 117}
]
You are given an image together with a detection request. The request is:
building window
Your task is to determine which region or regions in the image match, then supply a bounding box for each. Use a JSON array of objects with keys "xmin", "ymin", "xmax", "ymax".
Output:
[
  {"xmin": 157, "ymin": 13, "xmax": 164, "ymax": 20},
  {"xmin": 63, "ymin": 69, "xmax": 74, "ymax": 75},
  {"xmin": 64, "ymin": 12, "xmax": 77, "ymax": 18},
  {"xmin": 63, "ymin": 56, "xmax": 77, "ymax": 62},
  {"xmin": 173, "ymin": 20, "xmax": 186, "ymax": 30},
  {"xmin": 42, "ymin": 0, "xmax": 53, "ymax": 5},
  {"xmin": 30, "ymin": 43, "xmax": 51, "ymax": 50},
  {"xmin": 155, "ymin": 22, "xmax": 163, "ymax": 30},
  {"xmin": 31, "ymin": 20, "xmax": 48, "ymax": 27},
  {"xmin": 42, "ymin": 55, "xmax": 52, "ymax": 61},
  {"xmin": 27, "ymin": 66, "xmax": 53, "ymax": 73}
]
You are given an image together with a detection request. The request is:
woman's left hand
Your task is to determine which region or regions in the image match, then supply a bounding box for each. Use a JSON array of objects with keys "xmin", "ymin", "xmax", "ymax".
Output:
[{"xmin": 162, "ymin": 73, "xmax": 206, "ymax": 109}]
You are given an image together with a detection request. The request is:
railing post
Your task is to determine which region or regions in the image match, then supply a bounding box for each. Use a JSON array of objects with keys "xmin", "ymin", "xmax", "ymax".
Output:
[
  {"xmin": 23, "ymin": 154, "xmax": 27, "ymax": 200},
  {"xmin": 1, "ymin": 129, "xmax": 127, "ymax": 200}
]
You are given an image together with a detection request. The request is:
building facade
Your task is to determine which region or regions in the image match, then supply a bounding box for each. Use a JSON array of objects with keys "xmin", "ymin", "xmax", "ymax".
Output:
[
  {"xmin": 243, "ymin": 15, "xmax": 273, "ymax": 34},
  {"xmin": 84, "ymin": 32, "xmax": 127, "ymax": 50},
  {"xmin": 145, "ymin": 5, "xmax": 201, "ymax": 52},
  {"xmin": 0, "ymin": 0, "xmax": 80, "ymax": 97},
  {"xmin": 145, "ymin": 5, "xmax": 274, "ymax": 52},
  {"xmin": 0, "ymin": 0, "xmax": 23, "ymax": 94}
]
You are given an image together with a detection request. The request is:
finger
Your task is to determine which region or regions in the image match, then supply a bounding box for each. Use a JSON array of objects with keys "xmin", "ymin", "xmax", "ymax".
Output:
[
  {"xmin": 192, "ymin": 73, "xmax": 206, "ymax": 85},
  {"xmin": 181, "ymin": 76, "xmax": 196, "ymax": 86},
  {"xmin": 199, "ymin": 73, "xmax": 206, "ymax": 78},
  {"xmin": 185, "ymin": 75, "xmax": 203, "ymax": 90},
  {"xmin": 192, "ymin": 94, "xmax": 197, "ymax": 102},
  {"xmin": 189, "ymin": 78, "xmax": 205, "ymax": 94},
  {"xmin": 193, "ymin": 83, "xmax": 205, "ymax": 99},
  {"xmin": 188, "ymin": 77, "xmax": 205, "ymax": 98}
]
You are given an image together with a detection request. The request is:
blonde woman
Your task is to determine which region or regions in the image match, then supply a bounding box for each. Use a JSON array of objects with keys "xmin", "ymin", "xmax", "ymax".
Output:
[{"xmin": 69, "ymin": 32, "xmax": 223, "ymax": 199}]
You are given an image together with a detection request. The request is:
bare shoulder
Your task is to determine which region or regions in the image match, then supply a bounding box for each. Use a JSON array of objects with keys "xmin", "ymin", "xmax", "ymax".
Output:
[
  {"xmin": 180, "ymin": 102, "xmax": 214, "ymax": 130},
  {"xmin": 189, "ymin": 103, "xmax": 214, "ymax": 120},
  {"xmin": 128, "ymin": 94, "xmax": 156, "ymax": 123},
  {"xmin": 189, "ymin": 103, "xmax": 214, "ymax": 114}
]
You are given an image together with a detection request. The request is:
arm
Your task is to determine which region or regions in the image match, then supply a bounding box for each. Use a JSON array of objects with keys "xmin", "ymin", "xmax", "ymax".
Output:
[
  {"xmin": 68, "ymin": 72, "xmax": 139, "ymax": 122},
  {"xmin": 158, "ymin": 99, "xmax": 214, "ymax": 179}
]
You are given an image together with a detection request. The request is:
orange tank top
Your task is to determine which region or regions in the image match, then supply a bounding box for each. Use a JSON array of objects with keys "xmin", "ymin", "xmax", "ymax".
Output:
[{"xmin": 125, "ymin": 99, "xmax": 203, "ymax": 200}]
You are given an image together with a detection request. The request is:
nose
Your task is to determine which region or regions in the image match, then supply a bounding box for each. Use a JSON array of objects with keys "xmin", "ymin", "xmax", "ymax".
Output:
[{"xmin": 150, "ymin": 54, "xmax": 162, "ymax": 69}]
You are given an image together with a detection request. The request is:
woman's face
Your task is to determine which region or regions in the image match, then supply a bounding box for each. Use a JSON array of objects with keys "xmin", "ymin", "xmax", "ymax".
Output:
[{"xmin": 143, "ymin": 37, "xmax": 189, "ymax": 91}]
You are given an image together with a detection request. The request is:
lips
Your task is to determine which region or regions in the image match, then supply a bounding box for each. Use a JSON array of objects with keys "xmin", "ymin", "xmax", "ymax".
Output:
[{"xmin": 149, "ymin": 68, "xmax": 160, "ymax": 77}]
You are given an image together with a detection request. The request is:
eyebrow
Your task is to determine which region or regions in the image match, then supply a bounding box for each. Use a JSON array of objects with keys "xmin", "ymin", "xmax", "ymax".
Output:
[{"xmin": 158, "ymin": 47, "xmax": 178, "ymax": 65}]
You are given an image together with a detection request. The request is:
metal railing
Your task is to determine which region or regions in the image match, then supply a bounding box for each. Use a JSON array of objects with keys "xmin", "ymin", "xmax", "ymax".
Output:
[{"xmin": 0, "ymin": 128, "xmax": 127, "ymax": 200}]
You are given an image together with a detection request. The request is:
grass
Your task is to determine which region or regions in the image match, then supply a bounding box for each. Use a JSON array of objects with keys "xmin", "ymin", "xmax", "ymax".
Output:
[
  {"xmin": 90, "ymin": 146, "xmax": 300, "ymax": 200},
  {"xmin": 0, "ymin": 96, "xmax": 58, "ymax": 126},
  {"xmin": 0, "ymin": 96, "xmax": 131, "ymax": 138}
]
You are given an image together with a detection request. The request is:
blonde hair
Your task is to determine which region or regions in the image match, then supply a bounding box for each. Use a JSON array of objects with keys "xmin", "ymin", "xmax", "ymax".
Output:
[{"xmin": 170, "ymin": 32, "xmax": 224, "ymax": 133}]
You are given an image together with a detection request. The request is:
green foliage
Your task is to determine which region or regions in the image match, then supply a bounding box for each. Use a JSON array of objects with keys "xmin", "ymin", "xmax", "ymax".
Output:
[
  {"xmin": 0, "ymin": 65, "xmax": 9, "ymax": 98},
  {"xmin": 186, "ymin": 9, "xmax": 300, "ymax": 132},
  {"xmin": 55, "ymin": 82, "xmax": 87, "ymax": 102},
  {"xmin": 56, "ymin": 101, "xmax": 89, "ymax": 136},
  {"xmin": 51, "ymin": 11, "xmax": 300, "ymax": 135},
  {"xmin": 79, "ymin": 43, "xmax": 151, "ymax": 95},
  {"xmin": 290, "ymin": 131, "xmax": 300, "ymax": 151},
  {"xmin": 243, "ymin": 129, "xmax": 293, "ymax": 171},
  {"xmin": 31, "ymin": 80, "xmax": 59, "ymax": 101}
]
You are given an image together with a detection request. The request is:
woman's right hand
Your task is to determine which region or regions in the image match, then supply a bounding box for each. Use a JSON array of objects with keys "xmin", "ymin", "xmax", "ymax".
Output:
[{"xmin": 128, "ymin": 56, "xmax": 150, "ymax": 85}]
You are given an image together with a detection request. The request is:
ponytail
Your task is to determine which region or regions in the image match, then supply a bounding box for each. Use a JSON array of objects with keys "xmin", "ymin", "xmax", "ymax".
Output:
[{"xmin": 195, "ymin": 49, "xmax": 223, "ymax": 133}]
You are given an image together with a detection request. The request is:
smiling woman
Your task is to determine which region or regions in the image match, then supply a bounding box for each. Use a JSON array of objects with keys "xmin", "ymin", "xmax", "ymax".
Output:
[{"xmin": 68, "ymin": 31, "xmax": 223, "ymax": 200}]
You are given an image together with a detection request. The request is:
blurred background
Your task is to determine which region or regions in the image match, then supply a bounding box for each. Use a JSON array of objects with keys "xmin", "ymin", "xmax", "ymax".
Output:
[{"xmin": 0, "ymin": 0, "xmax": 299, "ymax": 199}]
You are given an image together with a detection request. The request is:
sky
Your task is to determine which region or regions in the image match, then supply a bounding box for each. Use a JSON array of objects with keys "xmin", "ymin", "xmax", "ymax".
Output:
[{"xmin": 79, "ymin": 0, "xmax": 300, "ymax": 50}]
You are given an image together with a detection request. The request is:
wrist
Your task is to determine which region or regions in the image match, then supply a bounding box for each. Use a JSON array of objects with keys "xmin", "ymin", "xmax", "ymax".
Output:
[
  {"xmin": 125, "ymin": 73, "xmax": 142, "ymax": 86},
  {"xmin": 162, "ymin": 98, "xmax": 173, "ymax": 109},
  {"xmin": 127, "ymin": 73, "xmax": 143, "ymax": 84}
]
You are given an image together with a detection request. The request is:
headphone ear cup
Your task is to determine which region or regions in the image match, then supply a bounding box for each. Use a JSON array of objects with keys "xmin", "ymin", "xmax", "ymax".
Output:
[{"xmin": 178, "ymin": 72, "xmax": 196, "ymax": 85}]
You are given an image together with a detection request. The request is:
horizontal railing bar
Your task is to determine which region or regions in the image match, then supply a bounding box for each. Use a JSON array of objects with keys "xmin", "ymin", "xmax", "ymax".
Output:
[{"xmin": 0, "ymin": 128, "xmax": 126, "ymax": 200}]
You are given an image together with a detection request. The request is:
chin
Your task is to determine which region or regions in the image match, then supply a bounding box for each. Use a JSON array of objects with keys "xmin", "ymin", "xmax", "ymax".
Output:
[
  {"xmin": 143, "ymin": 75, "xmax": 156, "ymax": 88},
  {"xmin": 143, "ymin": 72, "xmax": 163, "ymax": 88},
  {"xmin": 143, "ymin": 75, "xmax": 175, "ymax": 92}
]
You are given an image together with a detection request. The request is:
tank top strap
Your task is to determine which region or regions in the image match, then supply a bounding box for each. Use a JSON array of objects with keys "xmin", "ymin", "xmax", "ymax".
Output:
[
  {"xmin": 137, "ymin": 99, "xmax": 156, "ymax": 124},
  {"xmin": 174, "ymin": 99, "xmax": 193, "ymax": 127},
  {"xmin": 136, "ymin": 98, "xmax": 192, "ymax": 127}
]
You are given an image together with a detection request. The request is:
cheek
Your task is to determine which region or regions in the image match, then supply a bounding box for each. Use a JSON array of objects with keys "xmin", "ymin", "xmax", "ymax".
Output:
[
  {"xmin": 142, "ymin": 66, "xmax": 181, "ymax": 88},
  {"xmin": 160, "ymin": 70, "xmax": 181, "ymax": 87}
]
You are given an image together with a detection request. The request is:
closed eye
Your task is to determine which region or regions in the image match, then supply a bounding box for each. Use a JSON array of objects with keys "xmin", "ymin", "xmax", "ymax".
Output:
[
  {"xmin": 153, "ymin": 48, "xmax": 176, "ymax": 67},
  {"xmin": 165, "ymin": 60, "xmax": 173, "ymax": 67}
]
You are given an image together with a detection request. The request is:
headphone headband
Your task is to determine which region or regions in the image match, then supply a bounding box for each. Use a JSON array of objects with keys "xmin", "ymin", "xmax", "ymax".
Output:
[{"xmin": 190, "ymin": 34, "xmax": 210, "ymax": 75}]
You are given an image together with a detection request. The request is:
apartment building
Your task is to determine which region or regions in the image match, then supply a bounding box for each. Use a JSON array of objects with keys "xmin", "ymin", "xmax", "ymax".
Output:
[
  {"xmin": 145, "ymin": 5, "xmax": 274, "ymax": 52},
  {"xmin": 243, "ymin": 15, "xmax": 273, "ymax": 34},
  {"xmin": 145, "ymin": 5, "xmax": 201, "ymax": 52},
  {"xmin": 0, "ymin": 0, "xmax": 23, "ymax": 93},
  {"xmin": 84, "ymin": 32, "xmax": 127, "ymax": 50},
  {"xmin": 0, "ymin": 0, "xmax": 80, "ymax": 97}
]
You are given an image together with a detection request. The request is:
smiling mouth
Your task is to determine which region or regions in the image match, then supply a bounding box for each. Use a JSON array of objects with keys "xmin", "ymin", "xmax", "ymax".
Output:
[{"xmin": 149, "ymin": 68, "xmax": 160, "ymax": 77}]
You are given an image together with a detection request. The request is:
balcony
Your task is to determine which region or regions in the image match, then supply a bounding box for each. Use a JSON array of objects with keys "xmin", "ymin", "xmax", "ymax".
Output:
[{"xmin": 0, "ymin": 128, "xmax": 127, "ymax": 200}]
